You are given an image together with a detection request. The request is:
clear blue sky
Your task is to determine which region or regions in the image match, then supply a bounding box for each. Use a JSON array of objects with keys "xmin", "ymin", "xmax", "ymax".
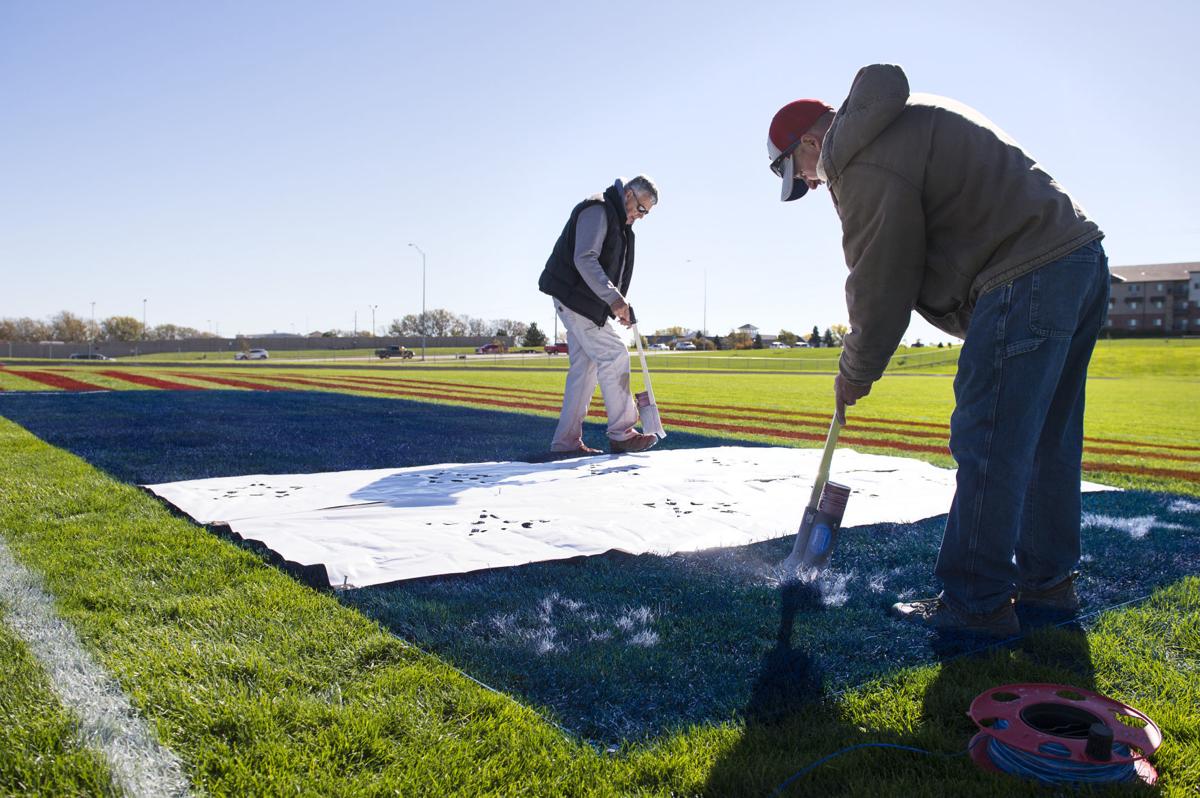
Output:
[{"xmin": 3, "ymin": 0, "xmax": 1197, "ymax": 342}]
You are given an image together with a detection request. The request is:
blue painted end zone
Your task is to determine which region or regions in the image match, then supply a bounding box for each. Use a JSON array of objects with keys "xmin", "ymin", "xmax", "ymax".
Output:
[
  {"xmin": 3, "ymin": 389, "xmax": 1196, "ymax": 745},
  {"xmin": 0, "ymin": 389, "xmax": 754, "ymax": 483}
]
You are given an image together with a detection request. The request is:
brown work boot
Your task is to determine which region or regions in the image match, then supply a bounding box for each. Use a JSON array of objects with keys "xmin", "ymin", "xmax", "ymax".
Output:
[
  {"xmin": 546, "ymin": 443, "xmax": 603, "ymax": 459},
  {"xmin": 891, "ymin": 594, "xmax": 1019, "ymax": 638},
  {"xmin": 1017, "ymin": 573, "xmax": 1081, "ymax": 612},
  {"xmin": 609, "ymin": 432, "xmax": 658, "ymax": 454}
]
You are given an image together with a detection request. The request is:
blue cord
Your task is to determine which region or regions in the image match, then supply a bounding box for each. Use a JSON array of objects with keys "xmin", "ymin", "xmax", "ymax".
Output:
[
  {"xmin": 985, "ymin": 738, "xmax": 1139, "ymax": 785},
  {"xmin": 771, "ymin": 733, "xmax": 1142, "ymax": 794}
]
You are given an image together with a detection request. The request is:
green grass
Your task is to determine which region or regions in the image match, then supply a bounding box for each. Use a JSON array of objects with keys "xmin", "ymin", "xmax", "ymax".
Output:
[
  {"xmin": 0, "ymin": 613, "xmax": 116, "ymax": 796},
  {"xmin": 0, "ymin": 419, "xmax": 1196, "ymax": 794},
  {"xmin": 0, "ymin": 340, "xmax": 1197, "ymax": 793}
]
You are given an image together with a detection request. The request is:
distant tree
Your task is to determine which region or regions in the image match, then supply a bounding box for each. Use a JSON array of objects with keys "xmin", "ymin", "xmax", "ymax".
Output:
[
  {"xmin": 829, "ymin": 323, "xmax": 849, "ymax": 344},
  {"xmin": 424, "ymin": 308, "xmax": 456, "ymax": 336},
  {"xmin": 823, "ymin": 328, "xmax": 834, "ymax": 347},
  {"xmin": 695, "ymin": 334, "xmax": 716, "ymax": 351},
  {"xmin": 777, "ymin": 329, "xmax": 798, "ymax": 346},
  {"xmin": 491, "ymin": 319, "xmax": 527, "ymax": 340},
  {"xmin": 466, "ymin": 317, "xmax": 491, "ymax": 336},
  {"xmin": 50, "ymin": 311, "xmax": 89, "ymax": 342},
  {"xmin": 710, "ymin": 334, "xmax": 723, "ymax": 350},
  {"xmin": 0, "ymin": 317, "xmax": 50, "ymax": 342},
  {"xmin": 655, "ymin": 325, "xmax": 688, "ymax": 337},
  {"xmin": 101, "ymin": 315, "xmax": 143, "ymax": 342},
  {"xmin": 753, "ymin": 333, "xmax": 764, "ymax": 349},
  {"xmin": 727, "ymin": 330, "xmax": 752, "ymax": 349},
  {"xmin": 809, "ymin": 325, "xmax": 821, "ymax": 347},
  {"xmin": 522, "ymin": 322, "xmax": 547, "ymax": 347},
  {"xmin": 937, "ymin": 342, "xmax": 944, "ymax": 348},
  {"xmin": 150, "ymin": 323, "xmax": 200, "ymax": 340}
]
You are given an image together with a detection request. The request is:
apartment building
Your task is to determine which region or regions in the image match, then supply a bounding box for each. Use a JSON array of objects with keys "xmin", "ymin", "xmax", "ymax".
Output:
[{"xmin": 1107, "ymin": 262, "xmax": 1200, "ymax": 336}]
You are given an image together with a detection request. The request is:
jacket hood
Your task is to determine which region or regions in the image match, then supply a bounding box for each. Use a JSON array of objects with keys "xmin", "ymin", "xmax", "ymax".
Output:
[{"xmin": 822, "ymin": 64, "xmax": 910, "ymax": 183}]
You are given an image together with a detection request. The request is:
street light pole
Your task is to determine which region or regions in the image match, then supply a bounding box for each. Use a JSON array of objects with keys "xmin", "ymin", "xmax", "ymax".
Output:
[
  {"xmin": 89, "ymin": 301, "xmax": 95, "ymax": 358},
  {"xmin": 370, "ymin": 304, "xmax": 378, "ymax": 339},
  {"xmin": 408, "ymin": 243, "xmax": 427, "ymax": 361}
]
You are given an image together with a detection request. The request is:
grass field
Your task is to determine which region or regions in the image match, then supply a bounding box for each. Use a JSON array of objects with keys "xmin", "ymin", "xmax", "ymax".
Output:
[{"xmin": 0, "ymin": 339, "xmax": 1197, "ymax": 795}]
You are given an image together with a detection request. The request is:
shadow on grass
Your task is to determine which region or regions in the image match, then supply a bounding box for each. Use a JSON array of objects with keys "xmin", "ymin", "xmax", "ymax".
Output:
[
  {"xmin": 704, "ymin": 603, "xmax": 1098, "ymax": 796},
  {"xmin": 345, "ymin": 490, "xmax": 1194, "ymax": 747}
]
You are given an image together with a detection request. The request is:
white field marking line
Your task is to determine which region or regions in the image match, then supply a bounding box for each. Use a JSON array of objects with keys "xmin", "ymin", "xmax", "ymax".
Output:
[{"xmin": 0, "ymin": 537, "xmax": 190, "ymax": 798}]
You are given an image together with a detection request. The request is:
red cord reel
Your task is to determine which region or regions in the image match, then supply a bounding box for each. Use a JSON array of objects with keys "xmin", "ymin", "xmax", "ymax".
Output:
[{"xmin": 968, "ymin": 683, "xmax": 1161, "ymax": 785}]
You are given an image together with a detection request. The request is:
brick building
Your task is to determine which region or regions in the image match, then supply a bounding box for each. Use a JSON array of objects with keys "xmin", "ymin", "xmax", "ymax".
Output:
[{"xmin": 1106, "ymin": 262, "xmax": 1200, "ymax": 336}]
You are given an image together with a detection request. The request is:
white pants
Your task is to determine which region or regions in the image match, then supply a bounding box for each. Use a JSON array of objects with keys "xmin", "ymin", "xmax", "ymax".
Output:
[{"xmin": 550, "ymin": 300, "xmax": 639, "ymax": 450}]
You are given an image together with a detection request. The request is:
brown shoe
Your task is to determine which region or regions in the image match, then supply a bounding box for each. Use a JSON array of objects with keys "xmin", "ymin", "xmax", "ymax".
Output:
[
  {"xmin": 891, "ymin": 594, "xmax": 1019, "ymax": 637},
  {"xmin": 546, "ymin": 443, "xmax": 603, "ymax": 459},
  {"xmin": 609, "ymin": 433, "xmax": 658, "ymax": 454},
  {"xmin": 1017, "ymin": 573, "xmax": 1081, "ymax": 612}
]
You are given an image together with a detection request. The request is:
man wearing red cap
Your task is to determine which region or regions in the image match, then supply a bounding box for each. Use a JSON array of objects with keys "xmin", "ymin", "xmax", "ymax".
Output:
[{"xmin": 768, "ymin": 65, "xmax": 1109, "ymax": 636}]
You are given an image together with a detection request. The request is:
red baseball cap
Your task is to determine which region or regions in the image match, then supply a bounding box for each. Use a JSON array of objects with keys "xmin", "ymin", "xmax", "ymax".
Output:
[{"xmin": 768, "ymin": 99, "xmax": 833, "ymax": 201}]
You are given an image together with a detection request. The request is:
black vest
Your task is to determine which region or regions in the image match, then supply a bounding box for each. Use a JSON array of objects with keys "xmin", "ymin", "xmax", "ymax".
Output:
[{"xmin": 538, "ymin": 184, "xmax": 635, "ymax": 326}]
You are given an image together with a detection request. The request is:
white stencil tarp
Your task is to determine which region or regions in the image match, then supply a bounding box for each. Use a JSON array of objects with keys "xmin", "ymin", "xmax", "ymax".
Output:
[{"xmin": 145, "ymin": 446, "xmax": 1112, "ymax": 588}]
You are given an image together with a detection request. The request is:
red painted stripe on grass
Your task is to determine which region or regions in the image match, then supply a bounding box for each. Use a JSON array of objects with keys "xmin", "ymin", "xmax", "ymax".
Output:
[
  {"xmin": 368, "ymin": 374, "xmax": 1200, "ymax": 457},
  {"xmin": 1084, "ymin": 436, "xmax": 1200, "ymax": 454},
  {"xmin": 97, "ymin": 370, "xmax": 205, "ymax": 391},
  {"xmin": 338, "ymin": 374, "xmax": 1200, "ymax": 462},
  {"xmin": 9, "ymin": 370, "xmax": 110, "ymax": 392},
  {"xmin": 168, "ymin": 373, "xmax": 292, "ymax": 392},
  {"xmin": 189, "ymin": 371, "xmax": 1200, "ymax": 484}
]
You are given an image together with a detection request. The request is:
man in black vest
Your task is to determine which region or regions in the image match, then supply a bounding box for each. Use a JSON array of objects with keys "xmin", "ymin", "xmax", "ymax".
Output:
[{"xmin": 538, "ymin": 175, "xmax": 660, "ymax": 455}]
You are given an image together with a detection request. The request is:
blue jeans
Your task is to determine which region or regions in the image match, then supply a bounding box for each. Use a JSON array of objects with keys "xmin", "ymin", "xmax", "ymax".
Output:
[{"xmin": 935, "ymin": 240, "xmax": 1110, "ymax": 613}]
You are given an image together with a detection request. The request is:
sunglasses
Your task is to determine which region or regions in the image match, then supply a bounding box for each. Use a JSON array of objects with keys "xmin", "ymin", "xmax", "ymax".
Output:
[
  {"xmin": 628, "ymin": 190, "xmax": 651, "ymax": 215},
  {"xmin": 770, "ymin": 140, "xmax": 801, "ymax": 178}
]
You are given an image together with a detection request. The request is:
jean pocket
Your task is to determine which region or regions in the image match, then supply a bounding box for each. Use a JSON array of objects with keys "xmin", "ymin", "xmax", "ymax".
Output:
[{"xmin": 1028, "ymin": 264, "xmax": 1085, "ymax": 339}]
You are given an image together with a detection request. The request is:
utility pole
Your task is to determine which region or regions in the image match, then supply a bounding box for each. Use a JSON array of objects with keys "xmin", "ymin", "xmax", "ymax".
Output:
[
  {"xmin": 89, "ymin": 301, "xmax": 95, "ymax": 358},
  {"xmin": 370, "ymin": 304, "xmax": 378, "ymax": 339},
  {"xmin": 408, "ymin": 243, "xmax": 427, "ymax": 361}
]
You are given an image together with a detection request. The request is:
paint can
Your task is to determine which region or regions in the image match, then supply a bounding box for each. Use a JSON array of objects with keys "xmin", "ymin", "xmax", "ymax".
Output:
[{"xmin": 798, "ymin": 481, "xmax": 851, "ymax": 568}]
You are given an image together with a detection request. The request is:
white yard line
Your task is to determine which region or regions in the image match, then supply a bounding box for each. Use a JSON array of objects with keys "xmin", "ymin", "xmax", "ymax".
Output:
[{"xmin": 0, "ymin": 537, "xmax": 190, "ymax": 798}]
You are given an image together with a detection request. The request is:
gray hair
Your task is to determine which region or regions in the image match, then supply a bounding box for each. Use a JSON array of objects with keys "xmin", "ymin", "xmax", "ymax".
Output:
[{"xmin": 625, "ymin": 174, "xmax": 659, "ymax": 205}]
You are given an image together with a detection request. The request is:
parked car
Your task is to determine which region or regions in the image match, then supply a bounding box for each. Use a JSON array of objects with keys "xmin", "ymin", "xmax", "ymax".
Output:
[
  {"xmin": 475, "ymin": 343, "xmax": 506, "ymax": 354},
  {"xmin": 68, "ymin": 352, "xmax": 111, "ymax": 360},
  {"xmin": 544, "ymin": 342, "xmax": 569, "ymax": 355},
  {"xmin": 235, "ymin": 348, "xmax": 269, "ymax": 360},
  {"xmin": 375, "ymin": 345, "xmax": 414, "ymax": 359},
  {"xmin": 674, "ymin": 341, "xmax": 697, "ymax": 351},
  {"xmin": 769, "ymin": 341, "xmax": 790, "ymax": 349},
  {"xmin": 648, "ymin": 343, "xmax": 670, "ymax": 350},
  {"xmin": 793, "ymin": 341, "xmax": 810, "ymax": 348}
]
